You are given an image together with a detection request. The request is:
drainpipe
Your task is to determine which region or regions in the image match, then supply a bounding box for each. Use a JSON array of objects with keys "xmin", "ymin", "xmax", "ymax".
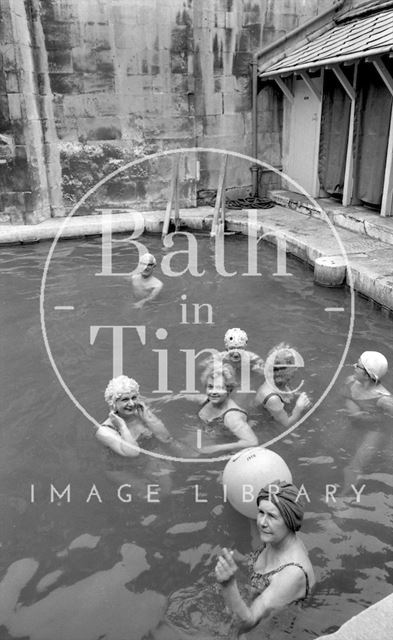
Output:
[
  {"xmin": 251, "ymin": 58, "xmax": 259, "ymax": 196},
  {"xmin": 251, "ymin": 0, "xmax": 345, "ymax": 193}
]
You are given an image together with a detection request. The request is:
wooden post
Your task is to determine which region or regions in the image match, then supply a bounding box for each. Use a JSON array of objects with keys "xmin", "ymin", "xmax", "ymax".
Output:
[
  {"xmin": 162, "ymin": 154, "xmax": 181, "ymax": 238},
  {"xmin": 332, "ymin": 63, "xmax": 357, "ymax": 206},
  {"xmin": 372, "ymin": 58, "xmax": 393, "ymax": 217},
  {"xmin": 210, "ymin": 155, "xmax": 228, "ymax": 238}
]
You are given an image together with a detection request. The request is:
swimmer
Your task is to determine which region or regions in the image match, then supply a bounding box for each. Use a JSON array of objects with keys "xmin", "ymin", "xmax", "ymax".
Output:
[
  {"xmin": 341, "ymin": 351, "xmax": 393, "ymax": 493},
  {"xmin": 254, "ymin": 343, "xmax": 311, "ymax": 427},
  {"xmin": 183, "ymin": 363, "xmax": 258, "ymax": 455},
  {"xmin": 200, "ymin": 328, "xmax": 264, "ymax": 392},
  {"xmin": 215, "ymin": 481, "xmax": 315, "ymax": 636},
  {"xmin": 129, "ymin": 252, "xmax": 163, "ymax": 309},
  {"xmin": 343, "ymin": 351, "xmax": 393, "ymax": 419},
  {"xmin": 96, "ymin": 375, "xmax": 173, "ymax": 457}
]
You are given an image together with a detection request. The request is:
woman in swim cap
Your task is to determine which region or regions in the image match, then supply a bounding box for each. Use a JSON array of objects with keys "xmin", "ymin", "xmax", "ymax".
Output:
[
  {"xmin": 199, "ymin": 329, "xmax": 264, "ymax": 410},
  {"xmin": 215, "ymin": 481, "xmax": 315, "ymax": 634},
  {"xmin": 344, "ymin": 351, "xmax": 393, "ymax": 419},
  {"xmin": 96, "ymin": 374, "xmax": 173, "ymax": 457},
  {"xmin": 254, "ymin": 343, "xmax": 311, "ymax": 427}
]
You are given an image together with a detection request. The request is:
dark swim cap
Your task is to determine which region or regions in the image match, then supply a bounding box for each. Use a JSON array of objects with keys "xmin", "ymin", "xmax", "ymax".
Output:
[{"xmin": 256, "ymin": 481, "xmax": 304, "ymax": 532}]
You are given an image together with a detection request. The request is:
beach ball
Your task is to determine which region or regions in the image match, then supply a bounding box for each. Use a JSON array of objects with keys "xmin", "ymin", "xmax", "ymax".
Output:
[{"xmin": 222, "ymin": 447, "xmax": 292, "ymax": 519}]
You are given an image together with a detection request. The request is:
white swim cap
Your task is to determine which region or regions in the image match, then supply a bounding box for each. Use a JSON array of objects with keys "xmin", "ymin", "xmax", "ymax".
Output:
[
  {"xmin": 359, "ymin": 351, "xmax": 388, "ymax": 382},
  {"xmin": 139, "ymin": 252, "xmax": 156, "ymax": 266},
  {"xmin": 104, "ymin": 375, "xmax": 140, "ymax": 407},
  {"xmin": 224, "ymin": 328, "xmax": 248, "ymax": 350}
]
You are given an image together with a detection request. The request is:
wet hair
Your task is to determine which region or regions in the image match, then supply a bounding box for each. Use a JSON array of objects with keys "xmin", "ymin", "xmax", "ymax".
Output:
[{"xmin": 201, "ymin": 360, "xmax": 238, "ymax": 392}]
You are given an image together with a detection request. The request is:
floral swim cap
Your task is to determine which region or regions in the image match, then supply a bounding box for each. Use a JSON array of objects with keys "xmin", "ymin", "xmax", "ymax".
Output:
[
  {"xmin": 104, "ymin": 375, "xmax": 140, "ymax": 407},
  {"xmin": 224, "ymin": 328, "xmax": 248, "ymax": 350}
]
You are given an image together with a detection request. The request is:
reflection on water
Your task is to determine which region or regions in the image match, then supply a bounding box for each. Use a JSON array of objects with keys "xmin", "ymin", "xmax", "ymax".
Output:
[{"xmin": 0, "ymin": 236, "xmax": 392, "ymax": 639}]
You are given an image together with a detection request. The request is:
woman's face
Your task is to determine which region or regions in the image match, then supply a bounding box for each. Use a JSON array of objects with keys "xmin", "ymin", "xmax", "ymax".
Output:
[
  {"xmin": 256, "ymin": 499, "xmax": 290, "ymax": 544},
  {"xmin": 114, "ymin": 392, "xmax": 139, "ymax": 417},
  {"xmin": 353, "ymin": 360, "xmax": 371, "ymax": 383},
  {"xmin": 206, "ymin": 376, "xmax": 229, "ymax": 404}
]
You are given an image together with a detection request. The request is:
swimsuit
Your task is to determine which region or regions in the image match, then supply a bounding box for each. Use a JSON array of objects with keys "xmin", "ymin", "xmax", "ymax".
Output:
[
  {"xmin": 248, "ymin": 547, "xmax": 310, "ymax": 603},
  {"xmin": 198, "ymin": 400, "xmax": 248, "ymax": 434},
  {"xmin": 261, "ymin": 391, "xmax": 285, "ymax": 408}
]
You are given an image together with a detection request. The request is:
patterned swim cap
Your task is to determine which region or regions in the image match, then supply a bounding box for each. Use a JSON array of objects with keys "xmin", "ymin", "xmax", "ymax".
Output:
[
  {"xmin": 104, "ymin": 375, "xmax": 140, "ymax": 407},
  {"xmin": 224, "ymin": 328, "xmax": 248, "ymax": 350}
]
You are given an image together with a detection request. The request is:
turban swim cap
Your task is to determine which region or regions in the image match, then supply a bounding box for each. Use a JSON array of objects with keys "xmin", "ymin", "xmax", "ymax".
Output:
[
  {"xmin": 256, "ymin": 481, "xmax": 304, "ymax": 532},
  {"xmin": 224, "ymin": 328, "xmax": 248, "ymax": 350},
  {"xmin": 104, "ymin": 375, "xmax": 140, "ymax": 408}
]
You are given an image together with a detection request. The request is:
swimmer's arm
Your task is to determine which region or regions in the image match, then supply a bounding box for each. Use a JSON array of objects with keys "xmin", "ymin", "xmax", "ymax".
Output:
[
  {"xmin": 134, "ymin": 278, "xmax": 163, "ymax": 309},
  {"xmin": 95, "ymin": 425, "xmax": 140, "ymax": 457},
  {"xmin": 377, "ymin": 396, "xmax": 393, "ymax": 417},
  {"xmin": 199, "ymin": 413, "xmax": 257, "ymax": 454},
  {"xmin": 140, "ymin": 405, "xmax": 172, "ymax": 442},
  {"xmin": 219, "ymin": 552, "xmax": 306, "ymax": 630},
  {"xmin": 262, "ymin": 394, "xmax": 309, "ymax": 428}
]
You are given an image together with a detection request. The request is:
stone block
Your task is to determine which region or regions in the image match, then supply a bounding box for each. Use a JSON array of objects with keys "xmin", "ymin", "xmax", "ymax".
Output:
[
  {"xmin": 83, "ymin": 23, "xmax": 111, "ymax": 52},
  {"xmin": 0, "ymin": 7, "xmax": 13, "ymax": 44},
  {"xmin": 223, "ymin": 91, "xmax": 251, "ymax": 113},
  {"xmin": 245, "ymin": 23, "xmax": 261, "ymax": 49},
  {"xmin": 0, "ymin": 93, "xmax": 10, "ymax": 125},
  {"xmin": 170, "ymin": 51, "xmax": 188, "ymax": 74},
  {"xmin": 48, "ymin": 48, "xmax": 73, "ymax": 73},
  {"xmin": 96, "ymin": 50, "xmax": 114, "ymax": 74},
  {"xmin": 83, "ymin": 72, "xmax": 115, "ymax": 94},
  {"xmin": 85, "ymin": 93, "xmax": 119, "ymax": 117},
  {"xmin": 72, "ymin": 47, "xmax": 97, "ymax": 73},
  {"xmin": 1, "ymin": 44, "xmax": 18, "ymax": 72},
  {"xmin": 78, "ymin": 116, "xmax": 122, "ymax": 141},
  {"xmin": 238, "ymin": 30, "xmax": 250, "ymax": 52},
  {"xmin": 63, "ymin": 94, "xmax": 91, "ymax": 118},
  {"xmin": 44, "ymin": 21, "xmax": 73, "ymax": 50},
  {"xmin": 232, "ymin": 51, "xmax": 252, "ymax": 77},
  {"xmin": 7, "ymin": 93, "xmax": 22, "ymax": 119},
  {"xmin": 5, "ymin": 71, "xmax": 19, "ymax": 93},
  {"xmin": 50, "ymin": 73, "xmax": 84, "ymax": 95}
]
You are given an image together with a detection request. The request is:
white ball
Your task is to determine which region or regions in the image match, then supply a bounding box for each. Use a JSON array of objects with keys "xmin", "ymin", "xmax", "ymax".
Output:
[{"xmin": 222, "ymin": 447, "xmax": 292, "ymax": 519}]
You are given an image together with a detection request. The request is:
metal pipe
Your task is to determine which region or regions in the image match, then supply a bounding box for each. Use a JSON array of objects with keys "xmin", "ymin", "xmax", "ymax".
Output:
[{"xmin": 251, "ymin": 58, "xmax": 259, "ymax": 195}]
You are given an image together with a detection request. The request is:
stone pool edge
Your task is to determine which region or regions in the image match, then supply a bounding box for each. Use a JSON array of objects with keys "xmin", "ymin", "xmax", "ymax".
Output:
[
  {"xmin": 1, "ymin": 205, "xmax": 393, "ymax": 313},
  {"xmin": 316, "ymin": 592, "xmax": 393, "ymax": 639}
]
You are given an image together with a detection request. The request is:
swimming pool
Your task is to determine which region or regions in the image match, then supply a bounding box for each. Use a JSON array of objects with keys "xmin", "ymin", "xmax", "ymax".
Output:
[{"xmin": 1, "ymin": 232, "xmax": 392, "ymax": 639}]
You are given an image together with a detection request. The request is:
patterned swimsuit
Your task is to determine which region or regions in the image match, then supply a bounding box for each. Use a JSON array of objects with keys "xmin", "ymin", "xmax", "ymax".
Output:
[{"xmin": 248, "ymin": 548, "xmax": 310, "ymax": 603}]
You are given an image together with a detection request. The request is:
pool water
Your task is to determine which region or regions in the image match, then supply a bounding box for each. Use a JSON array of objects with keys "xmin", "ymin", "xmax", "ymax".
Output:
[{"xmin": 0, "ymin": 232, "xmax": 393, "ymax": 640}]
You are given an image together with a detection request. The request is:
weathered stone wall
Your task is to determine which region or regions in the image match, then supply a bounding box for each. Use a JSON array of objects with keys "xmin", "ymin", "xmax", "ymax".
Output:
[
  {"xmin": 1, "ymin": 0, "xmax": 330, "ymax": 222},
  {"xmin": 0, "ymin": 0, "xmax": 55, "ymax": 223}
]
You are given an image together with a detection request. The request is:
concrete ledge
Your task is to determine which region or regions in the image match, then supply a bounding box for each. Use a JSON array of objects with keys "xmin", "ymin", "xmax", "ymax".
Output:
[{"xmin": 317, "ymin": 593, "xmax": 393, "ymax": 639}]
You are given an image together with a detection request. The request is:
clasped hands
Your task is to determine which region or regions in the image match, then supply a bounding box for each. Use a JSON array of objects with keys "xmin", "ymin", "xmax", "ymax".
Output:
[{"xmin": 215, "ymin": 547, "xmax": 237, "ymax": 585}]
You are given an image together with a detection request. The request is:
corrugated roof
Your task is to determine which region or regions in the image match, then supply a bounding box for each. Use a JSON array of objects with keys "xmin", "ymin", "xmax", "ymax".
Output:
[{"xmin": 259, "ymin": 9, "xmax": 393, "ymax": 78}]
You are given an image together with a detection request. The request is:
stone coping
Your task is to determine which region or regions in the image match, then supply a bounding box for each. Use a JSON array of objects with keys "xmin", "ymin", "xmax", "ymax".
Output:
[
  {"xmin": 317, "ymin": 593, "xmax": 393, "ymax": 639},
  {"xmin": 1, "ymin": 205, "xmax": 393, "ymax": 312},
  {"xmin": 269, "ymin": 190, "xmax": 393, "ymax": 247}
]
